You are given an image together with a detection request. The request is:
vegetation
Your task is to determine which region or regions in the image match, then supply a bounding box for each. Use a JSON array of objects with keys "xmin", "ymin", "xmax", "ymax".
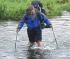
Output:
[{"xmin": 0, "ymin": 0, "xmax": 70, "ymax": 20}]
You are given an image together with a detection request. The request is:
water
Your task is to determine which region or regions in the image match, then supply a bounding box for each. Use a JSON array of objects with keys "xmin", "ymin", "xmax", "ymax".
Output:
[{"xmin": 0, "ymin": 11, "xmax": 70, "ymax": 59}]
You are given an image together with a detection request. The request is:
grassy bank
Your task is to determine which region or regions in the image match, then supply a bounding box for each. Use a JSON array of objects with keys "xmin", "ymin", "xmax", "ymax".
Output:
[{"xmin": 0, "ymin": 0, "xmax": 70, "ymax": 20}]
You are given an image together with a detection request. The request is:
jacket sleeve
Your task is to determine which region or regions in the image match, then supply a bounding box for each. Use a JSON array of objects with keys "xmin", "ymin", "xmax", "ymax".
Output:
[
  {"xmin": 17, "ymin": 15, "xmax": 26, "ymax": 30},
  {"xmin": 41, "ymin": 13, "xmax": 52, "ymax": 25}
]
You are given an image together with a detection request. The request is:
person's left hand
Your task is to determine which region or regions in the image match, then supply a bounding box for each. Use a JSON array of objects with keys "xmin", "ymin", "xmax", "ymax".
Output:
[{"xmin": 45, "ymin": 24, "xmax": 52, "ymax": 28}]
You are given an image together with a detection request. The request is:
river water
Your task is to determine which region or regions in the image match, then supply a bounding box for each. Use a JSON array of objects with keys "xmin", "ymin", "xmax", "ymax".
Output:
[{"xmin": 0, "ymin": 11, "xmax": 70, "ymax": 59}]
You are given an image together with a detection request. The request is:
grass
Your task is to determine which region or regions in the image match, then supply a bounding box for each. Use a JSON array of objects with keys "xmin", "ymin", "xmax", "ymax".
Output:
[{"xmin": 0, "ymin": 0, "xmax": 70, "ymax": 20}]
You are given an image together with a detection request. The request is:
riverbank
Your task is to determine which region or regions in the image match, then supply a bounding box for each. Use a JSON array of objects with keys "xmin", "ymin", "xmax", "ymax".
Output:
[{"xmin": 0, "ymin": 0, "xmax": 70, "ymax": 20}]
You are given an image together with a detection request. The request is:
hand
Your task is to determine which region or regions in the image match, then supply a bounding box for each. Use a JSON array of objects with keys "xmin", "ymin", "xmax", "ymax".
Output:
[
  {"xmin": 45, "ymin": 24, "xmax": 52, "ymax": 28},
  {"xmin": 49, "ymin": 24, "xmax": 52, "ymax": 28},
  {"xmin": 16, "ymin": 28, "xmax": 20, "ymax": 33}
]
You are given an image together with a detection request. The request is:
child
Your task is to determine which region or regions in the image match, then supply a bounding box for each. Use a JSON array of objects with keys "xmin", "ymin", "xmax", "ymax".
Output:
[{"xmin": 16, "ymin": 5, "xmax": 51, "ymax": 48}]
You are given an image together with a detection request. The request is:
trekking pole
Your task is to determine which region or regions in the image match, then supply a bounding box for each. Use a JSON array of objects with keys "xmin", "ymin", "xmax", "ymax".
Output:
[
  {"xmin": 15, "ymin": 32, "xmax": 18, "ymax": 52},
  {"xmin": 14, "ymin": 31, "xmax": 18, "ymax": 58},
  {"xmin": 51, "ymin": 26, "xmax": 59, "ymax": 48}
]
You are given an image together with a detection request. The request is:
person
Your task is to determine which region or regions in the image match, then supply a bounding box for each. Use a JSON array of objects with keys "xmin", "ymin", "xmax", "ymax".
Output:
[
  {"xmin": 31, "ymin": 0, "xmax": 46, "ymax": 15},
  {"xmin": 16, "ymin": 5, "xmax": 52, "ymax": 48}
]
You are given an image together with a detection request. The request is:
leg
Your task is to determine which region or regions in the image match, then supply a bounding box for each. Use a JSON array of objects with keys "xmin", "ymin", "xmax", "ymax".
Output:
[
  {"xmin": 34, "ymin": 26, "xmax": 43, "ymax": 47},
  {"xmin": 36, "ymin": 40, "xmax": 43, "ymax": 47},
  {"xmin": 27, "ymin": 28, "xmax": 36, "ymax": 46}
]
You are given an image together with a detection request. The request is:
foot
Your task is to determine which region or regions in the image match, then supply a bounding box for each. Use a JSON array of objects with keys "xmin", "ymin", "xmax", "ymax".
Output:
[{"xmin": 30, "ymin": 44, "xmax": 36, "ymax": 49}]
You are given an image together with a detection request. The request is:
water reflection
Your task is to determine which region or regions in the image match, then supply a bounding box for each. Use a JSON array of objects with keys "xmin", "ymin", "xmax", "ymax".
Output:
[{"xmin": 27, "ymin": 46, "xmax": 45, "ymax": 59}]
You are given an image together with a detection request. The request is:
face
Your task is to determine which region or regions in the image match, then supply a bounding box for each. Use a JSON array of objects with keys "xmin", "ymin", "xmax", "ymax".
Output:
[
  {"xmin": 27, "ymin": 5, "xmax": 37, "ymax": 15},
  {"xmin": 30, "ymin": 7, "xmax": 36, "ymax": 15}
]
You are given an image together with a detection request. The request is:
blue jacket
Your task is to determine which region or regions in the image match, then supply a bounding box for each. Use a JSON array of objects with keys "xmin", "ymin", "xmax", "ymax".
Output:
[{"xmin": 18, "ymin": 13, "xmax": 51, "ymax": 30}]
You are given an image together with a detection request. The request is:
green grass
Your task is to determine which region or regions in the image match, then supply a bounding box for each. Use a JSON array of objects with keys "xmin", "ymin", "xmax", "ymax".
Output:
[
  {"xmin": 41, "ymin": 0, "xmax": 70, "ymax": 18},
  {"xmin": 0, "ymin": 0, "xmax": 70, "ymax": 20}
]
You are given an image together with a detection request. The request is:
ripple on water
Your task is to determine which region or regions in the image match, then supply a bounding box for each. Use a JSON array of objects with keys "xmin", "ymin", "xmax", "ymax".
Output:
[{"xmin": 0, "ymin": 21, "xmax": 70, "ymax": 59}]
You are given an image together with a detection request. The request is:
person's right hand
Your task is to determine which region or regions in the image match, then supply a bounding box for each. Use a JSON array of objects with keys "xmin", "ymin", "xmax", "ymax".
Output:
[{"xmin": 16, "ymin": 28, "xmax": 20, "ymax": 33}]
